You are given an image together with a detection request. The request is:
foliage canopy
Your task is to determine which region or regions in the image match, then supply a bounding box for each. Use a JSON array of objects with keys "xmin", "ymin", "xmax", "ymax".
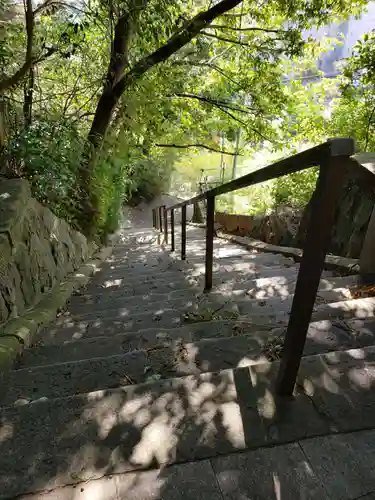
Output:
[{"xmin": 0, "ymin": 0, "xmax": 371, "ymax": 236}]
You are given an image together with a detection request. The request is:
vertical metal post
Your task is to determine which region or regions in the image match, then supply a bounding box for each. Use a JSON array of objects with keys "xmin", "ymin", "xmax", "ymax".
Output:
[
  {"xmin": 171, "ymin": 208, "xmax": 175, "ymax": 252},
  {"xmin": 276, "ymin": 140, "xmax": 354, "ymax": 396},
  {"xmin": 205, "ymin": 194, "xmax": 215, "ymax": 291},
  {"xmin": 181, "ymin": 205, "xmax": 186, "ymax": 261},
  {"xmin": 159, "ymin": 206, "xmax": 163, "ymax": 233},
  {"xmin": 163, "ymin": 207, "xmax": 168, "ymax": 244},
  {"xmin": 152, "ymin": 209, "xmax": 156, "ymax": 228}
]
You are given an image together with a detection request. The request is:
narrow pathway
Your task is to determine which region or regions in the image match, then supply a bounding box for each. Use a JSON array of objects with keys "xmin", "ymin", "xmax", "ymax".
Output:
[{"xmin": 1, "ymin": 200, "xmax": 375, "ymax": 499}]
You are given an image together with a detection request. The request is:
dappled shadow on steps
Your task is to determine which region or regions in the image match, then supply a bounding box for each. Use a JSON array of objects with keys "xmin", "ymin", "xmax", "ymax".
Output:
[{"xmin": 2, "ymin": 344, "xmax": 375, "ymax": 498}]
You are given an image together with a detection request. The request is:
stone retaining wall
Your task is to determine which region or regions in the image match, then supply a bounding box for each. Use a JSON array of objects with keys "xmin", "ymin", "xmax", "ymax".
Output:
[
  {"xmin": 0, "ymin": 178, "xmax": 91, "ymax": 324},
  {"xmin": 215, "ymin": 208, "xmax": 299, "ymax": 247},
  {"xmin": 215, "ymin": 212, "xmax": 254, "ymax": 235}
]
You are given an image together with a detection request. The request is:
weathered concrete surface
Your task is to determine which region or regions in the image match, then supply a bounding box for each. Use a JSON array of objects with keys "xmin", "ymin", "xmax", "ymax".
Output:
[
  {"xmin": 0, "ymin": 178, "xmax": 91, "ymax": 324},
  {"xmin": 66, "ymin": 274, "xmax": 359, "ymax": 316},
  {"xmin": 18, "ymin": 432, "xmax": 375, "ymax": 500},
  {"xmin": 298, "ymin": 346, "xmax": 375, "ymax": 432},
  {"xmin": 301, "ymin": 430, "xmax": 375, "ymax": 500},
  {"xmin": 20, "ymin": 317, "xmax": 375, "ymax": 370},
  {"xmin": 19, "ymin": 459, "xmax": 223, "ymax": 500},
  {"xmin": 0, "ymin": 351, "xmax": 148, "ymax": 406},
  {"xmin": 213, "ymin": 443, "xmax": 329, "ymax": 499},
  {"xmin": 6, "ymin": 344, "xmax": 375, "ymax": 499},
  {"xmin": 0, "ymin": 363, "xmax": 331, "ymax": 499},
  {"xmin": 39, "ymin": 293, "xmax": 375, "ymax": 346},
  {"xmin": 19, "ymin": 321, "xmax": 243, "ymax": 366}
]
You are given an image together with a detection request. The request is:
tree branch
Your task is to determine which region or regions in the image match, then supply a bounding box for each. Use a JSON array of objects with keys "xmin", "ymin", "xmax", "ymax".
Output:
[
  {"xmin": 169, "ymin": 92, "xmax": 254, "ymax": 113},
  {"xmin": 208, "ymin": 25, "xmax": 287, "ymax": 34},
  {"xmin": 214, "ymin": 103, "xmax": 248, "ymax": 126},
  {"xmin": 0, "ymin": 0, "xmax": 34, "ymax": 93},
  {"xmin": 155, "ymin": 143, "xmax": 241, "ymax": 156},
  {"xmin": 33, "ymin": 0, "xmax": 59, "ymax": 15},
  {"xmin": 111, "ymin": 0, "xmax": 244, "ymax": 99},
  {"xmin": 173, "ymin": 60, "xmax": 241, "ymax": 87},
  {"xmin": 0, "ymin": 0, "xmax": 65, "ymax": 93},
  {"xmin": 107, "ymin": 12, "xmax": 132, "ymax": 87},
  {"xmin": 222, "ymin": 9, "xmax": 252, "ymax": 17},
  {"xmin": 200, "ymin": 30, "xmax": 251, "ymax": 47},
  {"xmin": 87, "ymin": 0, "xmax": 244, "ymax": 147}
]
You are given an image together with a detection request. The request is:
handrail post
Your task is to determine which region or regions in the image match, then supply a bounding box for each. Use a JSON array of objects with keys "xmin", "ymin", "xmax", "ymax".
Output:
[
  {"xmin": 205, "ymin": 194, "xmax": 215, "ymax": 291},
  {"xmin": 181, "ymin": 205, "xmax": 186, "ymax": 260},
  {"xmin": 171, "ymin": 208, "xmax": 175, "ymax": 252},
  {"xmin": 276, "ymin": 138, "xmax": 354, "ymax": 396},
  {"xmin": 163, "ymin": 207, "xmax": 168, "ymax": 244},
  {"xmin": 159, "ymin": 206, "xmax": 163, "ymax": 233}
]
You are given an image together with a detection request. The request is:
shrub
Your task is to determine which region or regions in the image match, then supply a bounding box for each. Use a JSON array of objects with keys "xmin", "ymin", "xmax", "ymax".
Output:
[{"xmin": 6, "ymin": 120, "xmax": 84, "ymax": 226}]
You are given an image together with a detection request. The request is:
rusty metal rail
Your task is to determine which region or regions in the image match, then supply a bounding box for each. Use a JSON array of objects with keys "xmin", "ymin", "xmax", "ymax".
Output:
[{"xmin": 152, "ymin": 138, "xmax": 355, "ymax": 396}]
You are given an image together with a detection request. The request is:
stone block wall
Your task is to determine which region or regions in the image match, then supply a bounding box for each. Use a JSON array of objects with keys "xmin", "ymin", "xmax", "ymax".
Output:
[
  {"xmin": 215, "ymin": 212, "xmax": 254, "ymax": 235},
  {"xmin": 0, "ymin": 178, "xmax": 91, "ymax": 324},
  {"xmin": 215, "ymin": 208, "xmax": 299, "ymax": 247}
]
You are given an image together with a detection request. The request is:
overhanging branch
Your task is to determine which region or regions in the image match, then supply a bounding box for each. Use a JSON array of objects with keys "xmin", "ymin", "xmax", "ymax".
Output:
[
  {"xmin": 208, "ymin": 25, "xmax": 287, "ymax": 34},
  {"xmin": 168, "ymin": 92, "xmax": 254, "ymax": 113},
  {"xmin": 155, "ymin": 143, "xmax": 241, "ymax": 156},
  {"xmin": 200, "ymin": 31, "xmax": 251, "ymax": 47},
  {"xmin": 173, "ymin": 60, "xmax": 241, "ymax": 87},
  {"xmin": 111, "ymin": 0, "xmax": 244, "ymax": 99}
]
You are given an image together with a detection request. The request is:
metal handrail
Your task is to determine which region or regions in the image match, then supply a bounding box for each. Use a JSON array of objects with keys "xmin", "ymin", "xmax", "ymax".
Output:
[{"xmin": 152, "ymin": 138, "xmax": 356, "ymax": 396}]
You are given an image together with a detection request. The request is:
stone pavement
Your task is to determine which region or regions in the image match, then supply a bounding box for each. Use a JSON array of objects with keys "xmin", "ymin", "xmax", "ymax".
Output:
[
  {"xmin": 20, "ymin": 429, "xmax": 375, "ymax": 500},
  {"xmin": 2, "ymin": 196, "xmax": 375, "ymax": 500}
]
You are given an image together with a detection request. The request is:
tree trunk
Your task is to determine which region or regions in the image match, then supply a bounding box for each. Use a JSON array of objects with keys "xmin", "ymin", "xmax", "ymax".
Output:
[
  {"xmin": 192, "ymin": 201, "xmax": 205, "ymax": 223},
  {"xmin": 295, "ymin": 162, "xmax": 375, "ymax": 258},
  {"xmin": 77, "ymin": 90, "xmax": 120, "ymax": 237},
  {"xmin": 77, "ymin": 0, "xmax": 243, "ymax": 235},
  {"xmin": 23, "ymin": 67, "xmax": 34, "ymax": 127}
]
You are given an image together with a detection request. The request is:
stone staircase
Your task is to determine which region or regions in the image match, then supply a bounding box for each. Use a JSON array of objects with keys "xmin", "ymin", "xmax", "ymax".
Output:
[{"xmin": 1, "ymin": 222, "xmax": 375, "ymax": 499}]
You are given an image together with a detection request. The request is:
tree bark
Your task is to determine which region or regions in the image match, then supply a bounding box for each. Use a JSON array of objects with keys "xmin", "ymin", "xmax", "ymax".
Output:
[{"xmin": 23, "ymin": 67, "xmax": 34, "ymax": 126}]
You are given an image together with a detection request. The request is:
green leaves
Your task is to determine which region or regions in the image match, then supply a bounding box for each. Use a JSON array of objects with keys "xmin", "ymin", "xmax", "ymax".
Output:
[{"xmin": 1, "ymin": 0, "xmax": 371, "ymax": 237}]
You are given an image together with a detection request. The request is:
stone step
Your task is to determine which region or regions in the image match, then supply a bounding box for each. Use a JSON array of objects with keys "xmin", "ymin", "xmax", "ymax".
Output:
[
  {"xmin": 5, "ymin": 301, "xmax": 375, "ymax": 406},
  {"xmin": 66, "ymin": 292, "xmax": 233, "ymax": 320},
  {"xmin": 65, "ymin": 283, "xmax": 357, "ymax": 322},
  {"xmin": 68, "ymin": 274, "xmax": 359, "ymax": 314},
  {"xmin": 2, "ymin": 346, "xmax": 375, "ymax": 499},
  {"xmin": 224, "ymin": 274, "xmax": 359, "ymax": 298},
  {"xmin": 81, "ymin": 273, "xmax": 204, "ymax": 297},
  {"xmin": 39, "ymin": 293, "xmax": 374, "ymax": 348},
  {"xmin": 87, "ymin": 252, "xmax": 295, "ymax": 284},
  {"xmin": 80, "ymin": 264, "xmax": 317, "ymax": 300},
  {"xmin": 41, "ymin": 300, "xmax": 242, "ymax": 344},
  {"xmin": 18, "ymin": 314, "xmax": 375, "ymax": 372},
  {"xmin": 20, "ymin": 320, "xmax": 243, "ymax": 366},
  {"xmin": 3, "ymin": 316, "xmax": 366, "ymax": 407}
]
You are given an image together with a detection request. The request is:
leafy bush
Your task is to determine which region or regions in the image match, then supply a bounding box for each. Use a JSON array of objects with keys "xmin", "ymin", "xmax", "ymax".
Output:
[
  {"xmin": 6, "ymin": 120, "xmax": 84, "ymax": 226},
  {"xmin": 216, "ymin": 183, "xmax": 274, "ymax": 215},
  {"xmin": 214, "ymin": 168, "xmax": 318, "ymax": 216},
  {"xmin": 271, "ymin": 168, "xmax": 319, "ymax": 207},
  {"xmin": 91, "ymin": 154, "xmax": 127, "ymax": 240},
  {"xmin": 5, "ymin": 121, "xmax": 177, "ymax": 239}
]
